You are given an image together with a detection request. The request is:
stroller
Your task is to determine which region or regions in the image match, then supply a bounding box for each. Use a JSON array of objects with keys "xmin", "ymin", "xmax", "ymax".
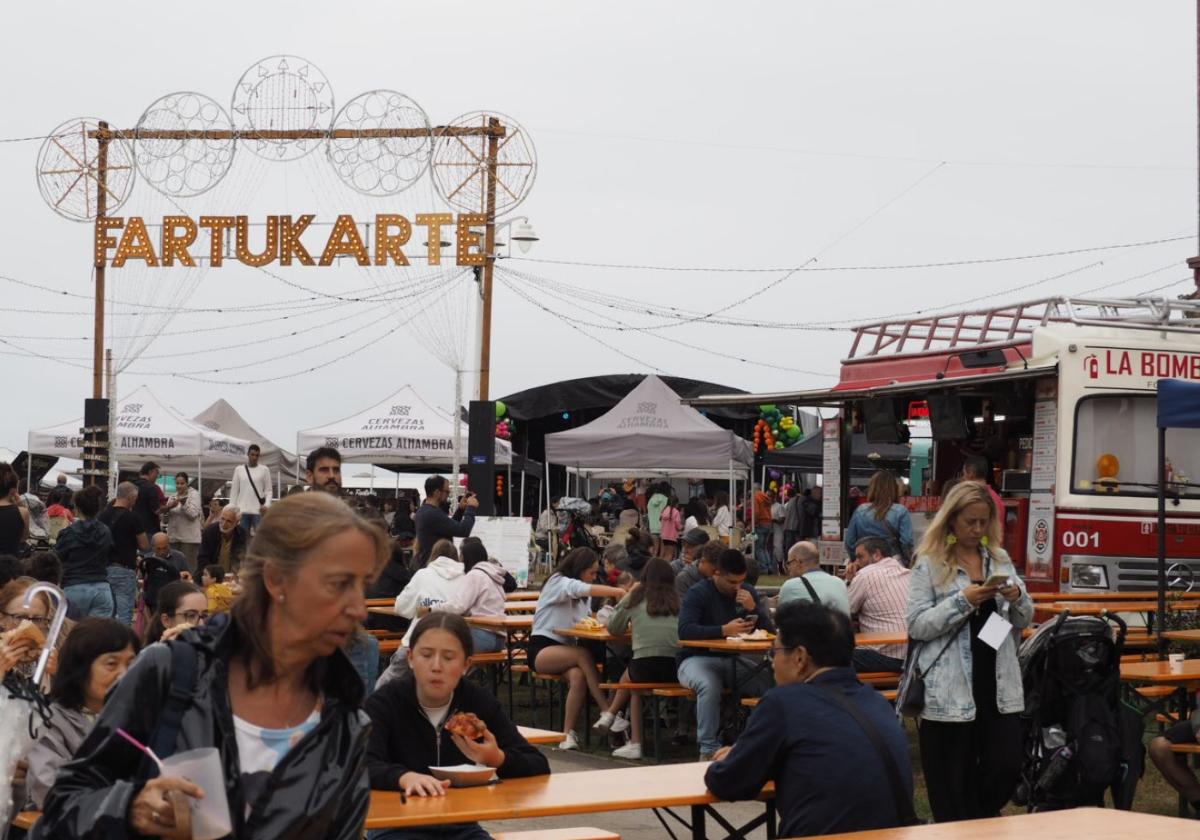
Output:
[
  {"xmin": 1014, "ymin": 611, "xmax": 1144, "ymax": 812},
  {"xmin": 556, "ymin": 498, "xmax": 599, "ymax": 552}
]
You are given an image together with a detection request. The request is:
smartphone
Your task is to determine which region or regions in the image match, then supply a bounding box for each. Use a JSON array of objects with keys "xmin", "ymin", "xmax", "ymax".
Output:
[
  {"xmin": 744, "ymin": 614, "xmax": 759, "ymax": 627},
  {"xmin": 983, "ymin": 574, "xmax": 1012, "ymax": 589}
]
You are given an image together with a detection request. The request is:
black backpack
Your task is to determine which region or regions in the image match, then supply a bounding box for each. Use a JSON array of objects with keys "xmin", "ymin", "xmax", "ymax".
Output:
[{"xmin": 142, "ymin": 555, "xmax": 181, "ymax": 612}]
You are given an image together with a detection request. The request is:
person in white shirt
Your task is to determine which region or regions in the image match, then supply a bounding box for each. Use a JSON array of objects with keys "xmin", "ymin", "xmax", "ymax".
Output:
[
  {"xmin": 711, "ymin": 491, "xmax": 733, "ymax": 538},
  {"xmin": 847, "ymin": 536, "xmax": 911, "ymax": 673},
  {"xmin": 228, "ymin": 444, "xmax": 272, "ymax": 535}
]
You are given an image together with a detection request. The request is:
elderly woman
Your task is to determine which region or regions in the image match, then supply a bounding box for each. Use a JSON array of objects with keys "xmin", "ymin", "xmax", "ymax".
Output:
[
  {"xmin": 906, "ymin": 482, "xmax": 1034, "ymax": 823},
  {"xmin": 197, "ymin": 504, "xmax": 248, "ymax": 573},
  {"xmin": 38, "ymin": 492, "xmax": 389, "ymax": 839},
  {"xmin": 25, "ymin": 618, "xmax": 139, "ymax": 810}
]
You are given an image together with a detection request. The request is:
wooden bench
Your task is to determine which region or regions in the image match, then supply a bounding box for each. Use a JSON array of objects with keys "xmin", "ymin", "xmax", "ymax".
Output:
[
  {"xmin": 492, "ymin": 830, "xmax": 619, "ymax": 840},
  {"xmin": 741, "ymin": 686, "xmax": 898, "ymax": 707},
  {"xmin": 600, "ymin": 682, "xmax": 693, "ymax": 760},
  {"xmin": 857, "ymin": 671, "xmax": 901, "ymax": 688}
]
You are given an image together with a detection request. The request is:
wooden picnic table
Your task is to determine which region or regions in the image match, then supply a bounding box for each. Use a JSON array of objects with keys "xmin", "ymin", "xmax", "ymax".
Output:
[
  {"xmin": 1120, "ymin": 657, "xmax": 1200, "ymax": 721},
  {"xmin": 466, "ymin": 615, "xmax": 534, "ymax": 714},
  {"xmin": 516, "ymin": 725, "xmax": 566, "ymax": 745},
  {"xmin": 1031, "ymin": 591, "xmax": 1200, "ymax": 602},
  {"xmin": 1162, "ymin": 628, "xmax": 1200, "ymax": 643},
  {"xmin": 466, "ymin": 615, "xmax": 534, "ymax": 630},
  {"xmin": 1042, "ymin": 601, "xmax": 1200, "ymax": 615},
  {"xmin": 366, "ymin": 597, "xmax": 395, "ymax": 608},
  {"xmin": 811, "ymin": 806, "xmax": 1191, "ymax": 840},
  {"xmin": 679, "ymin": 637, "xmax": 773, "ymax": 654},
  {"xmin": 854, "ymin": 631, "xmax": 909, "ymax": 647},
  {"xmin": 368, "ymin": 605, "xmax": 397, "ymax": 617},
  {"xmin": 363, "ymin": 761, "xmax": 775, "ymax": 838},
  {"xmin": 506, "ymin": 591, "xmax": 540, "ymax": 601},
  {"xmin": 555, "ymin": 625, "xmax": 631, "ymax": 643},
  {"xmin": 505, "ymin": 602, "xmax": 536, "ymax": 613}
]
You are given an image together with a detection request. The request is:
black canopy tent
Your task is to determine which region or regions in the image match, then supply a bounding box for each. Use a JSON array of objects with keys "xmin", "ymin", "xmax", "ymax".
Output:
[
  {"xmin": 758, "ymin": 431, "xmax": 911, "ymax": 482},
  {"xmin": 1155, "ymin": 378, "xmax": 1200, "ymax": 647}
]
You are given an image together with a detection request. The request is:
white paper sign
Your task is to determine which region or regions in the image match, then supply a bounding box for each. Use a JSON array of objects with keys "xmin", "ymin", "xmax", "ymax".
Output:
[
  {"xmin": 821, "ymin": 417, "xmax": 841, "ymax": 538},
  {"xmin": 455, "ymin": 517, "xmax": 532, "ymax": 587},
  {"xmin": 977, "ymin": 611, "xmax": 1013, "ymax": 651}
]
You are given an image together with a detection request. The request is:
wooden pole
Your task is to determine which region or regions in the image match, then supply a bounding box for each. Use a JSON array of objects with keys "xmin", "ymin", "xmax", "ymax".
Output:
[
  {"xmin": 93, "ymin": 122, "xmax": 110, "ymax": 399},
  {"xmin": 478, "ymin": 117, "xmax": 501, "ymax": 401}
]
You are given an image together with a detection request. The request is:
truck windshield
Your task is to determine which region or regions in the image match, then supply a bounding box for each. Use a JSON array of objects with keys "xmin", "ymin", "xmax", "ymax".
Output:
[{"xmin": 1073, "ymin": 394, "xmax": 1200, "ymax": 499}]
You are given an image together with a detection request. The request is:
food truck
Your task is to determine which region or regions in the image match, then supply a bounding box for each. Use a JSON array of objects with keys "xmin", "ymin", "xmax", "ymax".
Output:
[{"xmin": 693, "ymin": 296, "xmax": 1200, "ymax": 593}]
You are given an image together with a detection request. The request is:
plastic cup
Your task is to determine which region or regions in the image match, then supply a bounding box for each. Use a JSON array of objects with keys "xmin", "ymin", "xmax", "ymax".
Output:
[
  {"xmin": 160, "ymin": 747, "xmax": 233, "ymax": 840},
  {"xmin": 1169, "ymin": 653, "xmax": 1186, "ymax": 673}
]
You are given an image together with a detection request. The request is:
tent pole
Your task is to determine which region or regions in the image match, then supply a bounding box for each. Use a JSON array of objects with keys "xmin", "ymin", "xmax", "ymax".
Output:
[
  {"xmin": 26, "ymin": 458, "xmax": 32, "ymax": 494},
  {"xmin": 507, "ymin": 461, "xmax": 512, "ymax": 516},
  {"xmin": 1157, "ymin": 424, "xmax": 1167, "ymax": 652},
  {"xmin": 545, "ymin": 460, "xmax": 552, "ymax": 572},
  {"xmin": 728, "ymin": 459, "xmax": 734, "ymax": 520},
  {"xmin": 451, "ymin": 369, "xmax": 463, "ymax": 515}
]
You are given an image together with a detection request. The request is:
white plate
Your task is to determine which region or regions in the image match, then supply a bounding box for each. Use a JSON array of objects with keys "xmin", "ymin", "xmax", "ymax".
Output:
[{"xmin": 429, "ymin": 764, "xmax": 498, "ymax": 787}]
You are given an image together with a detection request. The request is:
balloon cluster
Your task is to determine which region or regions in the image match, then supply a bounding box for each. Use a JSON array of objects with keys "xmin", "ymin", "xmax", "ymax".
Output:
[
  {"xmin": 753, "ymin": 404, "xmax": 803, "ymax": 453},
  {"xmin": 495, "ymin": 400, "xmax": 514, "ymax": 440}
]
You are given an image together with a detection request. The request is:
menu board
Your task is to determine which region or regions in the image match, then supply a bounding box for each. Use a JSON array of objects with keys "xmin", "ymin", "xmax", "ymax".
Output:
[
  {"xmin": 455, "ymin": 517, "xmax": 533, "ymax": 587},
  {"xmin": 1031, "ymin": 398, "xmax": 1057, "ymax": 491},
  {"xmin": 821, "ymin": 417, "xmax": 842, "ymax": 538}
]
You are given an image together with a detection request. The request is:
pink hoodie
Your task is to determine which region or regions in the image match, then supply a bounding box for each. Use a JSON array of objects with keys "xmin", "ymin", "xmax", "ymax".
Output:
[{"xmin": 434, "ymin": 561, "xmax": 508, "ymax": 635}]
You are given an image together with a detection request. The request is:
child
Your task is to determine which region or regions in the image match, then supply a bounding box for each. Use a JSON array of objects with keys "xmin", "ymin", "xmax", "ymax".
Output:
[
  {"xmin": 365, "ymin": 613, "xmax": 550, "ymax": 839},
  {"xmin": 200, "ymin": 564, "xmax": 236, "ymax": 614}
]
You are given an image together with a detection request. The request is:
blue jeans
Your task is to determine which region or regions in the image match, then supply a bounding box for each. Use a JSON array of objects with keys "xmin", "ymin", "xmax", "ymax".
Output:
[
  {"xmin": 240, "ymin": 513, "xmax": 262, "ymax": 534},
  {"xmin": 471, "ymin": 627, "xmax": 505, "ymax": 654},
  {"xmin": 65, "ymin": 582, "xmax": 115, "ymax": 619},
  {"xmin": 369, "ymin": 823, "xmax": 490, "ymax": 840},
  {"xmin": 754, "ymin": 526, "xmax": 775, "ymax": 574},
  {"xmin": 677, "ymin": 654, "xmax": 773, "ymax": 757},
  {"xmin": 106, "ymin": 565, "xmax": 138, "ymax": 626}
]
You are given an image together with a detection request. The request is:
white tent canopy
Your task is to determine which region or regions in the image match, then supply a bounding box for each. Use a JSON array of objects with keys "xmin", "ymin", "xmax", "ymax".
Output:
[
  {"xmin": 27, "ymin": 385, "xmax": 252, "ymax": 477},
  {"xmin": 544, "ymin": 375, "xmax": 753, "ymax": 475},
  {"xmin": 194, "ymin": 398, "xmax": 298, "ymax": 479},
  {"xmin": 296, "ymin": 385, "xmax": 513, "ymax": 467}
]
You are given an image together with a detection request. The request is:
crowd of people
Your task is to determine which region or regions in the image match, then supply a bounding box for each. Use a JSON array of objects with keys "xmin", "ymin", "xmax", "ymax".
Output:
[{"xmin": 1, "ymin": 452, "xmax": 1198, "ymax": 838}]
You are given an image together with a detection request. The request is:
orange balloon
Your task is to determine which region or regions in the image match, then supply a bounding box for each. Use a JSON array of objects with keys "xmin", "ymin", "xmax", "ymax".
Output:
[{"xmin": 1096, "ymin": 453, "xmax": 1120, "ymax": 479}]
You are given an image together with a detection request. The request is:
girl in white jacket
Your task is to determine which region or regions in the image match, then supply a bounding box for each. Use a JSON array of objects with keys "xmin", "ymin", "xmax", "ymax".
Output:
[
  {"xmin": 378, "ymin": 540, "xmax": 465, "ymax": 687},
  {"xmin": 433, "ymin": 537, "xmax": 509, "ymax": 653}
]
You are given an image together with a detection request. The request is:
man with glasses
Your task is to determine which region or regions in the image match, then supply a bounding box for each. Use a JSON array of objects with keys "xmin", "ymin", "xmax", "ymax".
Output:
[
  {"xmin": 677, "ymin": 549, "xmax": 775, "ymax": 761},
  {"xmin": 706, "ymin": 601, "xmax": 914, "ymax": 837}
]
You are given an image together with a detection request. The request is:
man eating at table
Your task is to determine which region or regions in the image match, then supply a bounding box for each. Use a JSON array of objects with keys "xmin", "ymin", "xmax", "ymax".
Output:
[
  {"xmin": 705, "ymin": 601, "xmax": 914, "ymax": 837},
  {"xmin": 677, "ymin": 549, "xmax": 774, "ymax": 760}
]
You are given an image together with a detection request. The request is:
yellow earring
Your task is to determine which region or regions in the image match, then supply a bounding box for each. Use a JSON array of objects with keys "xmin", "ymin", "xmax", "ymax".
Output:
[
  {"xmin": 945, "ymin": 534, "xmax": 957, "ymax": 547},
  {"xmin": 980, "ymin": 535, "xmax": 990, "ymax": 547}
]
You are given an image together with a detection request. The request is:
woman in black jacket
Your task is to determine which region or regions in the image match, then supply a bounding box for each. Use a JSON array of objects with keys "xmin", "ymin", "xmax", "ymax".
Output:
[
  {"xmin": 365, "ymin": 612, "xmax": 550, "ymax": 840},
  {"xmin": 35, "ymin": 492, "xmax": 390, "ymax": 840}
]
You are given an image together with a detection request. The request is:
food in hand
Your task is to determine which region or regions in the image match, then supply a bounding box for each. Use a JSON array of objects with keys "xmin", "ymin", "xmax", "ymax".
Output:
[
  {"xmin": 573, "ymin": 617, "xmax": 602, "ymax": 630},
  {"xmin": 2, "ymin": 619, "xmax": 46, "ymax": 649},
  {"xmin": 445, "ymin": 712, "xmax": 488, "ymax": 740},
  {"xmin": 738, "ymin": 629, "xmax": 775, "ymax": 640}
]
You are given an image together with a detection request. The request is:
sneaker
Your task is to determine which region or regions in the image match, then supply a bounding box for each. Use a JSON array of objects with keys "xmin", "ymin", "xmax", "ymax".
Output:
[
  {"xmin": 699, "ymin": 752, "xmax": 715, "ymax": 762},
  {"xmin": 593, "ymin": 711, "xmax": 615, "ymax": 732},
  {"xmin": 612, "ymin": 741, "xmax": 643, "ymax": 760},
  {"xmin": 558, "ymin": 731, "xmax": 580, "ymax": 751},
  {"xmin": 610, "ymin": 714, "xmax": 630, "ymax": 734}
]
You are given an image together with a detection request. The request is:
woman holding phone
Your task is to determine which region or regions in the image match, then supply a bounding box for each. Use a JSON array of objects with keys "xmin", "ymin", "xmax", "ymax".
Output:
[{"xmin": 906, "ymin": 482, "xmax": 1034, "ymax": 823}]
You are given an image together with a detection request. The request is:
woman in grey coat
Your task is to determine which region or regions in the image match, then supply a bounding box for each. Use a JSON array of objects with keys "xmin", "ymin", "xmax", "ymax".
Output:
[{"xmin": 25, "ymin": 618, "xmax": 139, "ymax": 809}]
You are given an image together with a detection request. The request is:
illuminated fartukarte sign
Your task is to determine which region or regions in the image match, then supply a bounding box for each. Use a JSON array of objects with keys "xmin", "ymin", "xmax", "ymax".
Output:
[{"xmin": 94, "ymin": 213, "xmax": 489, "ymax": 268}]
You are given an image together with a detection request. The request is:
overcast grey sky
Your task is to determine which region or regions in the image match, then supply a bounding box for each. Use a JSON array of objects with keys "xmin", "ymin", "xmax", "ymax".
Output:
[{"xmin": 1, "ymin": 1, "xmax": 1196, "ymax": 453}]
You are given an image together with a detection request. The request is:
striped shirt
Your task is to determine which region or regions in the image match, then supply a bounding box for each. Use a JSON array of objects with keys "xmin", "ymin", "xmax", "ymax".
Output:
[{"xmin": 848, "ymin": 557, "xmax": 911, "ymax": 660}]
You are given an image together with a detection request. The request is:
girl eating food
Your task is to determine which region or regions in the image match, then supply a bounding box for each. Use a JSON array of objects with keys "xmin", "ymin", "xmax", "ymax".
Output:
[{"xmin": 364, "ymin": 612, "xmax": 549, "ymax": 840}]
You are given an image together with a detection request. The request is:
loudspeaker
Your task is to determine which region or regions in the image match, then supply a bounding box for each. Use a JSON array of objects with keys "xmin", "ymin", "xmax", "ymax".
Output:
[
  {"xmin": 928, "ymin": 394, "xmax": 968, "ymax": 440},
  {"xmin": 82, "ymin": 398, "xmax": 110, "ymax": 487},
  {"xmin": 863, "ymin": 398, "xmax": 902, "ymax": 444},
  {"xmin": 467, "ymin": 400, "xmax": 496, "ymax": 516}
]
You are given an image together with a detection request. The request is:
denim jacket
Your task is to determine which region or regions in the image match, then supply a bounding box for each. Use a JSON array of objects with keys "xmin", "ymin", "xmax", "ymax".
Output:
[{"xmin": 905, "ymin": 547, "xmax": 1034, "ymax": 722}]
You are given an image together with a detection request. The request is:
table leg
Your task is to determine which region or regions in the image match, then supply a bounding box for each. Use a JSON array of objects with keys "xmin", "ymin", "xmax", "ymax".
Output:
[
  {"xmin": 506, "ymin": 629, "xmax": 515, "ymax": 717},
  {"xmin": 690, "ymin": 803, "xmax": 706, "ymax": 840}
]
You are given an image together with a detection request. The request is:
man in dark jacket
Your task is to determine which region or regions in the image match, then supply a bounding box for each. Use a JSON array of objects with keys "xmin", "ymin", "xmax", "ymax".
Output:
[
  {"xmin": 54, "ymin": 485, "xmax": 115, "ymax": 619},
  {"xmin": 676, "ymin": 549, "xmax": 775, "ymax": 760},
  {"xmin": 196, "ymin": 505, "xmax": 249, "ymax": 573},
  {"xmin": 132, "ymin": 462, "xmax": 163, "ymax": 537},
  {"xmin": 413, "ymin": 475, "xmax": 478, "ymax": 568},
  {"xmin": 706, "ymin": 601, "xmax": 914, "ymax": 837},
  {"xmin": 46, "ymin": 474, "xmax": 75, "ymax": 511}
]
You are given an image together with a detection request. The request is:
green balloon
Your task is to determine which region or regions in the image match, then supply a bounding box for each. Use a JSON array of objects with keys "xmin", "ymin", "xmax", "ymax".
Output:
[
  {"xmin": 495, "ymin": 400, "xmax": 507, "ymax": 418},
  {"xmin": 787, "ymin": 426, "xmax": 801, "ymax": 439},
  {"xmin": 775, "ymin": 441, "xmax": 784, "ymax": 449},
  {"xmin": 759, "ymin": 404, "xmax": 777, "ymax": 414}
]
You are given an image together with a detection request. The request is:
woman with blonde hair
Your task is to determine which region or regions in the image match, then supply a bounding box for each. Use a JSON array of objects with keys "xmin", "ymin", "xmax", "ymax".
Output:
[
  {"xmin": 905, "ymin": 481, "xmax": 1034, "ymax": 822},
  {"xmin": 843, "ymin": 470, "xmax": 913, "ymax": 561},
  {"xmin": 40, "ymin": 492, "xmax": 389, "ymax": 839}
]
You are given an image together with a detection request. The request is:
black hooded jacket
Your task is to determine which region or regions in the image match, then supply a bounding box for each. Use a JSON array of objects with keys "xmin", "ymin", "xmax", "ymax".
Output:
[
  {"xmin": 364, "ymin": 673, "xmax": 549, "ymax": 790},
  {"xmin": 35, "ymin": 613, "xmax": 371, "ymax": 839}
]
